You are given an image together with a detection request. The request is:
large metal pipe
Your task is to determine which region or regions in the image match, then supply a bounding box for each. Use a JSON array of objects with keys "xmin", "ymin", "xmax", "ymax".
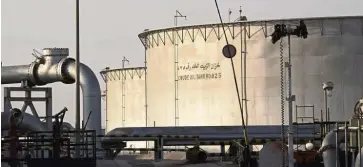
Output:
[
  {"xmin": 1, "ymin": 111, "xmax": 47, "ymax": 132},
  {"xmin": 1, "ymin": 48, "xmax": 101, "ymax": 136},
  {"xmin": 319, "ymin": 129, "xmax": 345, "ymax": 167},
  {"xmin": 64, "ymin": 60, "xmax": 101, "ymax": 134}
]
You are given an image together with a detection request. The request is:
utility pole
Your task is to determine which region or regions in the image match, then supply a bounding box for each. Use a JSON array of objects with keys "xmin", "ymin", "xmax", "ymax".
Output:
[
  {"xmin": 270, "ymin": 21, "xmax": 308, "ymax": 167},
  {"xmin": 75, "ymin": 0, "xmax": 81, "ymax": 158},
  {"xmin": 286, "ymin": 34, "xmax": 295, "ymax": 167}
]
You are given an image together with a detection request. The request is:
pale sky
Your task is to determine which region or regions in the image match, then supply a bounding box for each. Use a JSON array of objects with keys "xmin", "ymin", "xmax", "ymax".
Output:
[{"xmin": 2, "ymin": 0, "xmax": 363, "ymax": 128}]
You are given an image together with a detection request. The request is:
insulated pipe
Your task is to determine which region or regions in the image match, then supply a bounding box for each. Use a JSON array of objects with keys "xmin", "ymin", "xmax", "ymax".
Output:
[
  {"xmin": 1, "ymin": 48, "xmax": 101, "ymax": 137},
  {"xmin": 319, "ymin": 129, "xmax": 345, "ymax": 167}
]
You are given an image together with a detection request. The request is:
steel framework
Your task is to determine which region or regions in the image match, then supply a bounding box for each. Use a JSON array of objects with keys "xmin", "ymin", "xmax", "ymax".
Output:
[{"xmin": 3, "ymin": 86, "xmax": 53, "ymax": 129}]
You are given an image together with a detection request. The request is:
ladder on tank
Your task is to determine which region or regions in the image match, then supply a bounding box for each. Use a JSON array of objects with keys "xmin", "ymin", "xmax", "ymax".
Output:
[{"xmin": 294, "ymin": 105, "xmax": 317, "ymax": 150}]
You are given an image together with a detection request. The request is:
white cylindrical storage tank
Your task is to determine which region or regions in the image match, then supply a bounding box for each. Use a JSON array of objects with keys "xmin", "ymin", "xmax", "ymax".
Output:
[
  {"xmin": 101, "ymin": 67, "xmax": 147, "ymax": 133},
  {"xmin": 139, "ymin": 16, "xmax": 363, "ymax": 127}
]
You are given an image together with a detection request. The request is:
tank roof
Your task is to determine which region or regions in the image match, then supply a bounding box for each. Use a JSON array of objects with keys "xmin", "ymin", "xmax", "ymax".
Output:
[
  {"xmin": 138, "ymin": 15, "xmax": 363, "ymax": 38},
  {"xmin": 100, "ymin": 67, "xmax": 146, "ymax": 74}
]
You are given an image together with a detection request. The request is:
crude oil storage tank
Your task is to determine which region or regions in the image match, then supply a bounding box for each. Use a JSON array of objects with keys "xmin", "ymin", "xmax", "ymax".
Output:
[
  {"xmin": 100, "ymin": 67, "xmax": 146, "ymax": 133},
  {"xmin": 137, "ymin": 16, "xmax": 363, "ymax": 128},
  {"xmin": 102, "ymin": 16, "xmax": 363, "ymax": 134}
]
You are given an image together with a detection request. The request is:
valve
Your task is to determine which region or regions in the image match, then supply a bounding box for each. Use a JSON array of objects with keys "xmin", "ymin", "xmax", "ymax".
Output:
[
  {"xmin": 186, "ymin": 146, "xmax": 208, "ymax": 163},
  {"xmin": 9, "ymin": 108, "xmax": 23, "ymax": 126}
]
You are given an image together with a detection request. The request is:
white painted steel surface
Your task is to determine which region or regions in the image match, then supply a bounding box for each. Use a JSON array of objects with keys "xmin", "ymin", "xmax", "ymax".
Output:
[
  {"xmin": 103, "ymin": 67, "xmax": 146, "ymax": 133},
  {"xmin": 139, "ymin": 16, "xmax": 363, "ymax": 127}
]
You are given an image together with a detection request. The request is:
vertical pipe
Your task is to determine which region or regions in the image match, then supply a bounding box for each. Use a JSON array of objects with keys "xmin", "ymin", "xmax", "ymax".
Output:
[
  {"xmin": 356, "ymin": 130, "xmax": 359, "ymax": 166},
  {"xmin": 336, "ymin": 122, "xmax": 339, "ymax": 167},
  {"xmin": 287, "ymin": 35, "xmax": 294, "ymax": 167},
  {"xmin": 352, "ymin": 150, "xmax": 356, "ymax": 167},
  {"xmin": 324, "ymin": 90, "xmax": 328, "ymax": 136},
  {"xmin": 46, "ymin": 88, "xmax": 52, "ymax": 130},
  {"xmin": 243, "ymin": 24, "xmax": 248, "ymax": 126},
  {"xmin": 328, "ymin": 108, "xmax": 331, "ymax": 132},
  {"xmin": 75, "ymin": 0, "xmax": 81, "ymax": 158},
  {"xmin": 345, "ymin": 122, "xmax": 348, "ymax": 167},
  {"xmin": 321, "ymin": 109, "xmax": 324, "ymax": 138},
  {"xmin": 359, "ymin": 119, "xmax": 361, "ymax": 166},
  {"xmin": 174, "ymin": 12, "xmax": 179, "ymax": 128},
  {"xmin": 105, "ymin": 80, "xmax": 108, "ymax": 132},
  {"xmin": 145, "ymin": 46, "xmax": 148, "ymax": 149},
  {"xmin": 160, "ymin": 137, "xmax": 164, "ymax": 160},
  {"xmin": 240, "ymin": 22, "xmax": 244, "ymax": 124},
  {"xmin": 154, "ymin": 139, "xmax": 159, "ymax": 161},
  {"xmin": 121, "ymin": 70, "xmax": 125, "ymax": 127},
  {"xmin": 4, "ymin": 88, "xmax": 12, "ymax": 114},
  {"xmin": 221, "ymin": 144, "xmax": 225, "ymax": 154},
  {"xmin": 295, "ymin": 105, "xmax": 298, "ymax": 151}
]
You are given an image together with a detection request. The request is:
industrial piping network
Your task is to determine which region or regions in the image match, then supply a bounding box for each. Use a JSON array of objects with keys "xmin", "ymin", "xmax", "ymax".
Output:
[
  {"xmin": 318, "ymin": 100, "xmax": 363, "ymax": 167},
  {"xmin": 1, "ymin": 48, "xmax": 102, "ymax": 138},
  {"xmin": 319, "ymin": 127, "xmax": 363, "ymax": 167}
]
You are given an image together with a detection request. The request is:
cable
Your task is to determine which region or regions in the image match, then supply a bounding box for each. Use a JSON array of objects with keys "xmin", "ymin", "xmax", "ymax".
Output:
[
  {"xmin": 279, "ymin": 38, "xmax": 286, "ymax": 167},
  {"xmin": 214, "ymin": 0, "xmax": 250, "ymax": 165},
  {"xmin": 213, "ymin": 0, "xmax": 248, "ymax": 144}
]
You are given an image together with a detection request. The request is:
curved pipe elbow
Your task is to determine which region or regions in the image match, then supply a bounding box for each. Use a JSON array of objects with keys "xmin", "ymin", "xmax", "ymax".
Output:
[
  {"xmin": 64, "ymin": 60, "xmax": 102, "ymax": 135},
  {"xmin": 319, "ymin": 129, "xmax": 346, "ymax": 167},
  {"xmin": 1, "ymin": 56, "xmax": 102, "ymax": 137}
]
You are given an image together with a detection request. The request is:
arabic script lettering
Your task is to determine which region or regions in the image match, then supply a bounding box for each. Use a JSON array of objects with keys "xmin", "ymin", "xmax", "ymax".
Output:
[{"xmin": 177, "ymin": 62, "xmax": 220, "ymax": 71}]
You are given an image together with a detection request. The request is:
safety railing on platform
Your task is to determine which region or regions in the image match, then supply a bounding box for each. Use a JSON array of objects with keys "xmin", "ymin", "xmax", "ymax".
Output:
[{"xmin": 1, "ymin": 130, "xmax": 97, "ymax": 163}]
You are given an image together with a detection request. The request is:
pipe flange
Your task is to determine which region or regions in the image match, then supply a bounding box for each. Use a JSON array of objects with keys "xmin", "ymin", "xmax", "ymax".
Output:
[
  {"xmin": 59, "ymin": 58, "xmax": 75, "ymax": 84},
  {"xmin": 28, "ymin": 62, "xmax": 47, "ymax": 85}
]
